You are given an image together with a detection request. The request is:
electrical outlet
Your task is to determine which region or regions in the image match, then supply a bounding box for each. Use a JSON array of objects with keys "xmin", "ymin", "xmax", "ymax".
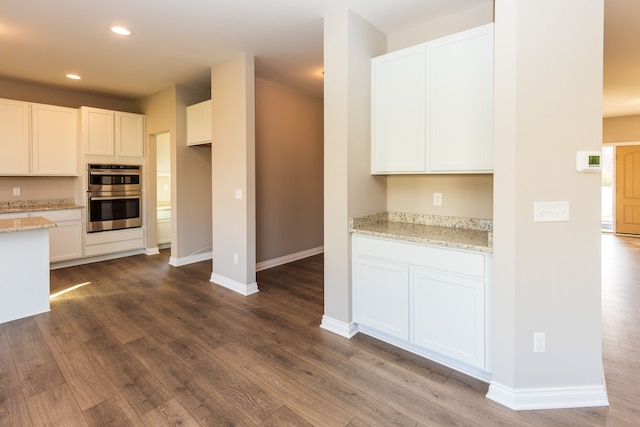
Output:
[
  {"xmin": 12, "ymin": 187, "xmax": 21, "ymax": 196},
  {"xmin": 534, "ymin": 332, "xmax": 546, "ymax": 353},
  {"xmin": 233, "ymin": 253, "xmax": 239, "ymax": 264},
  {"xmin": 433, "ymin": 192, "xmax": 442, "ymax": 206}
]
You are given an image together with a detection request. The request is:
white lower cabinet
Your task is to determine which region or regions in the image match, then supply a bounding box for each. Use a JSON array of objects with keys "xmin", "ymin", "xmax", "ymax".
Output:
[
  {"xmin": 33, "ymin": 210, "xmax": 83, "ymax": 263},
  {"xmin": 354, "ymin": 256, "xmax": 409, "ymax": 340},
  {"xmin": 411, "ymin": 267, "xmax": 485, "ymax": 368},
  {"xmin": 157, "ymin": 208, "xmax": 171, "ymax": 245},
  {"xmin": 352, "ymin": 234, "xmax": 491, "ymax": 378},
  {"xmin": 0, "ymin": 209, "xmax": 83, "ymax": 263}
]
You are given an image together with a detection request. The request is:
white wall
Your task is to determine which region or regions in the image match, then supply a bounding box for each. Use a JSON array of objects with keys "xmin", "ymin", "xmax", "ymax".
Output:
[
  {"xmin": 489, "ymin": 0, "xmax": 606, "ymax": 409},
  {"xmin": 322, "ymin": 9, "xmax": 387, "ymax": 335}
]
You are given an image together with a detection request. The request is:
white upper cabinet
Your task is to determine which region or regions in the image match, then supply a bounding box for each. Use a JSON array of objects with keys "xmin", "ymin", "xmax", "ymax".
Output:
[
  {"xmin": 428, "ymin": 24, "xmax": 494, "ymax": 172},
  {"xmin": 0, "ymin": 99, "xmax": 77, "ymax": 176},
  {"xmin": 187, "ymin": 99, "xmax": 212, "ymax": 146},
  {"xmin": 82, "ymin": 106, "xmax": 145, "ymax": 158},
  {"xmin": 82, "ymin": 107, "xmax": 114, "ymax": 156},
  {"xmin": 116, "ymin": 112, "xmax": 145, "ymax": 157},
  {"xmin": 371, "ymin": 45, "xmax": 427, "ymax": 173},
  {"xmin": 371, "ymin": 23, "xmax": 494, "ymax": 174},
  {"xmin": 0, "ymin": 98, "xmax": 30, "ymax": 175},
  {"xmin": 31, "ymin": 103, "xmax": 78, "ymax": 175}
]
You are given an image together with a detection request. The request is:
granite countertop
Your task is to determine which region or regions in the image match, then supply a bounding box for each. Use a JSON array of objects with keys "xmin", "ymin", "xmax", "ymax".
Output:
[
  {"xmin": 0, "ymin": 216, "xmax": 56, "ymax": 233},
  {"xmin": 350, "ymin": 212, "xmax": 493, "ymax": 253},
  {"xmin": 0, "ymin": 199, "xmax": 84, "ymax": 214}
]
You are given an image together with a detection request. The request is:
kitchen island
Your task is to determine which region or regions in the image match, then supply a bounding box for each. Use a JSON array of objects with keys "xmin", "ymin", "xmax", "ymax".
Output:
[
  {"xmin": 350, "ymin": 212, "xmax": 493, "ymax": 381},
  {"xmin": 0, "ymin": 216, "xmax": 55, "ymax": 324}
]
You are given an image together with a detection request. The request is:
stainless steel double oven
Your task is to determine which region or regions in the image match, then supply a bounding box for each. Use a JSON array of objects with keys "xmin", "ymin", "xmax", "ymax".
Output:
[{"xmin": 87, "ymin": 164, "xmax": 142, "ymax": 233}]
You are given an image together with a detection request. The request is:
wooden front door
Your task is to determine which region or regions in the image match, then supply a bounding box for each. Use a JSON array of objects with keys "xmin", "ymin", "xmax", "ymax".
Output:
[{"xmin": 616, "ymin": 145, "xmax": 640, "ymax": 234}]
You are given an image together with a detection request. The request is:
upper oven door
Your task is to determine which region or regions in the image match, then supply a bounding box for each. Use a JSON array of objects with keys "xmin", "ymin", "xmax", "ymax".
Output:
[{"xmin": 88, "ymin": 164, "xmax": 142, "ymax": 192}]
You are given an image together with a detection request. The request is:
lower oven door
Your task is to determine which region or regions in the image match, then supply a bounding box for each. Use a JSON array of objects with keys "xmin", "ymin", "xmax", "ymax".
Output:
[{"xmin": 87, "ymin": 192, "xmax": 142, "ymax": 232}]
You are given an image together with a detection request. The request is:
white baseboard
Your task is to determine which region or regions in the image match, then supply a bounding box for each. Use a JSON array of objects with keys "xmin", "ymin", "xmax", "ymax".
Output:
[
  {"xmin": 486, "ymin": 381, "xmax": 609, "ymax": 410},
  {"xmin": 210, "ymin": 273, "xmax": 259, "ymax": 296},
  {"xmin": 145, "ymin": 247, "xmax": 160, "ymax": 256},
  {"xmin": 320, "ymin": 315, "xmax": 359, "ymax": 338},
  {"xmin": 256, "ymin": 246, "xmax": 324, "ymax": 271},
  {"xmin": 169, "ymin": 250, "xmax": 212, "ymax": 267},
  {"xmin": 50, "ymin": 249, "xmax": 145, "ymax": 270}
]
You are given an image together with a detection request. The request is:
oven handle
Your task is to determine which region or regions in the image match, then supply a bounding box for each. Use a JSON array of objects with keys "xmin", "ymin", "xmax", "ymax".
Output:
[
  {"xmin": 89, "ymin": 170, "xmax": 140, "ymax": 176},
  {"xmin": 89, "ymin": 195, "xmax": 141, "ymax": 201}
]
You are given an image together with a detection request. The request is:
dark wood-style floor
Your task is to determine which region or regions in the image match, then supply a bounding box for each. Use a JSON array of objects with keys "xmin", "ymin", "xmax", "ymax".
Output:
[{"xmin": 0, "ymin": 234, "xmax": 638, "ymax": 426}]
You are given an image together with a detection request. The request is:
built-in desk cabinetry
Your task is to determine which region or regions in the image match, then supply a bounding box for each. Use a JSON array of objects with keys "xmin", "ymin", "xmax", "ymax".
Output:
[
  {"xmin": 81, "ymin": 107, "xmax": 145, "ymax": 158},
  {"xmin": 371, "ymin": 23, "xmax": 493, "ymax": 174},
  {"xmin": 0, "ymin": 98, "xmax": 78, "ymax": 176},
  {"xmin": 353, "ymin": 234, "xmax": 491, "ymax": 379}
]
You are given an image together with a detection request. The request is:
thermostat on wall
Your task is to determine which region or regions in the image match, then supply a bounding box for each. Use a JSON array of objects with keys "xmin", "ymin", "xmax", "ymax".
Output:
[{"xmin": 576, "ymin": 151, "xmax": 601, "ymax": 172}]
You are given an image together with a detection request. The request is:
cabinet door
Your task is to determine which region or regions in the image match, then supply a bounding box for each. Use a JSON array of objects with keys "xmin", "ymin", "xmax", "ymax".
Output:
[
  {"xmin": 428, "ymin": 24, "xmax": 493, "ymax": 172},
  {"xmin": 31, "ymin": 103, "xmax": 78, "ymax": 175},
  {"xmin": 83, "ymin": 107, "xmax": 115, "ymax": 156},
  {"xmin": 0, "ymin": 99, "xmax": 30, "ymax": 175},
  {"xmin": 49, "ymin": 221, "xmax": 83, "ymax": 262},
  {"xmin": 116, "ymin": 112, "xmax": 145, "ymax": 157},
  {"xmin": 354, "ymin": 256, "xmax": 410, "ymax": 340},
  {"xmin": 29, "ymin": 210, "xmax": 83, "ymax": 263},
  {"xmin": 187, "ymin": 100, "xmax": 212, "ymax": 145},
  {"xmin": 412, "ymin": 267, "xmax": 485, "ymax": 368},
  {"xmin": 371, "ymin": 45, "xmax": 427, "ymax": 174}
]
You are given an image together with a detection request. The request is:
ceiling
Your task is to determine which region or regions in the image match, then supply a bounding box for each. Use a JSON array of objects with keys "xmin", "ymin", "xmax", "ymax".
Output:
[{"xmin": 0, "ymin": 0, "xmax": 635, "ymax": 116}]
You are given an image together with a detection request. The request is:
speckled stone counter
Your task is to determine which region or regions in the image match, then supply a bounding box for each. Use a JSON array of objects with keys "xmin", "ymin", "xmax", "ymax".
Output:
[
  {"xmin": 0, "ymin": 198, "xmax": 84, "ymax": 214},
  {"xmin": 349, "ymin": 212, "xmax": 493, "ymax": 253},
  {"xmin": 0, "ymin": 216, "xmax": 56, "ymax": 233}
]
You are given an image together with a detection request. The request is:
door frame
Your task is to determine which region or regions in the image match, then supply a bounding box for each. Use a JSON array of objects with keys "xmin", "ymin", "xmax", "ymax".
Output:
[{"xmin": 604, "ymin": 141, "xmax": 640, "ymax": 234}]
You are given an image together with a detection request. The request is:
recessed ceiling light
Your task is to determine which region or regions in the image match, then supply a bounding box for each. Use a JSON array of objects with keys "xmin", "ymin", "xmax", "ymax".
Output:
[
  {"xmin": 110, "ymin": 26, "xmax": 131, "ymax": 36},
  {"xmin": 66, "ymin": 74, "xmax": 81, "ymax": 80}
]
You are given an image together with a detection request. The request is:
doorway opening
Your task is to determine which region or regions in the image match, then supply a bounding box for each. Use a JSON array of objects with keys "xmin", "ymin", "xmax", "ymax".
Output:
[
  {"xmin": 601, "ymin": 146, "xmax": 613, "ymax": 232},
  {"xmin": 156, "ymin": 132, "xmax": 172, "ymax": 248}
]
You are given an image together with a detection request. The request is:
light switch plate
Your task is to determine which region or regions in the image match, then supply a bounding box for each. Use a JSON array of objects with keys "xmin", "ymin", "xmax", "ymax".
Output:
[
  {"xmin": 534, "ymin": 201, "xmax": 570, "ymax": 222},
  {"xmin": 235, "ymin": 189, "xmax": 242, "ymax": 200}
]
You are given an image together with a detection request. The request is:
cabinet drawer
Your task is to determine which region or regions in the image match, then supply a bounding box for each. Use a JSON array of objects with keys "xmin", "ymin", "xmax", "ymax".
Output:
[
  {"xmin": 353, "ymin": 235, "xmax": 485, "ymax": 278},
  {"xmin": 85, "ymin": 227, "xmax": 143, "ymax": 245}
]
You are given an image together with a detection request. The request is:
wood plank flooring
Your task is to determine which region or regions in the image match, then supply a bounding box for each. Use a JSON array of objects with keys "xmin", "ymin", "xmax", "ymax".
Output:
[{"xmin": 0, "ymin": 234, "xmax": 638, "ymax": 426}]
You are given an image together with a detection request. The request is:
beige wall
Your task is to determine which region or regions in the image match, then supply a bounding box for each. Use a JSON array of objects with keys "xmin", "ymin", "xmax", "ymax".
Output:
[
  {"xmin": 255, "ymin": 78, "xmax": 323, "ymax": 263},
  {"xmin": 211, "ymin": 54, "xmax": 257, "ymax": 287},
  {"xmin": 137, "ymin": 85, "xmax": 211, "ymax": 261},
  {"xmin": 385, "ymin": 1, "xmax": 494, "ymax": 219},
  {"xmin": 491, "ymin": 0, "xmax": 604, "ymax": 398},
  {"xmin": 0, "ymin": 176, "xmax": 75, "ymax": 201},
  {"xmin": 387, "ymin": 174, "xmax": 493, "ymax": 218},
  {"xmin": 174, "ymin": 86, "xmax": 213, "ymax": 261},
  {"xmin": 603, "ymin": 114, "xmax": 640, "ymax": 143},
  {"xmin": 136, "ymin": 86, "xmax": 176, "ymax": 252},
  {"xmin": 323, "ymin": 9, "xmax": 387, "ymax": 331},
  {"xmin": 0, "ymin": 78, "xmax": 137, "ymax": 111}
]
